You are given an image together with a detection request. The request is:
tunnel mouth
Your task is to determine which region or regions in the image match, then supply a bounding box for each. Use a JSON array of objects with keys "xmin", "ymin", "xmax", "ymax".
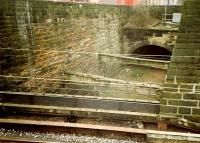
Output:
[{"xmin": 131, "ymin": 45, "xmax": 172, "ymax": 61}]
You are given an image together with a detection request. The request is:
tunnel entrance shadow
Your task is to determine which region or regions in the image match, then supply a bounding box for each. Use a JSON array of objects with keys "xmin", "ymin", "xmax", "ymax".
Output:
[{"xmin": 131, "ymin": 45, "xmax": 172, "ymax": 61}]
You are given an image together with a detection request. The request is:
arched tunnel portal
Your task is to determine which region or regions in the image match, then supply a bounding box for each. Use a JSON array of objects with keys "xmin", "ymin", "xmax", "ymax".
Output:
[{"xmin": 131, "ymin": 45, "xmax": 172, "ymax": 61}]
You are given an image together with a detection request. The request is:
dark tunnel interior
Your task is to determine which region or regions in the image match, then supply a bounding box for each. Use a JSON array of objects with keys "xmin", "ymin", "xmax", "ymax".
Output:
[{"xmin": 131, "ymin": 45, "xmax": 172, "ymax": 60}]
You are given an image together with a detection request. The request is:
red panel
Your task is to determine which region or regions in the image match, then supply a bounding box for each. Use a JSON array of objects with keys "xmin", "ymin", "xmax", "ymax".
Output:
[
  {"xmin": 116, "ymin": 0, "xmax": 138, "ymax": 5},
  {"xmin": 125, "ymin": 0, "xmax": 129, "ymax": 5}
]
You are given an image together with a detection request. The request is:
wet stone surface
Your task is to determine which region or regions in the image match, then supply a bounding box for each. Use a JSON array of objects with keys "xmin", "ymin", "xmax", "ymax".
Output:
[{"xmin": 0, "ymin": 128, "xmax": 145, "ymax": 143}]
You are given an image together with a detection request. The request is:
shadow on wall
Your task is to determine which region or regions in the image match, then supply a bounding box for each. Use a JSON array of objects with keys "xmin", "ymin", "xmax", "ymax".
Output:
[{"xmin": 131, "ymin": 45, "xmax": 172, "ymax": 60}]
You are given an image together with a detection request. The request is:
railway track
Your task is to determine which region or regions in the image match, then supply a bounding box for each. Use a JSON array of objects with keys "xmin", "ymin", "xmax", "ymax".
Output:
[
  {"xmin": 0, "ymin": 118, "xmax": 200, "ymax": 143},
  {"xmin": 1, "ymin": 91, "xmax": 200, "ymax": 132},
  {"xmin": 0, "ymin": 91, "xmax": 200, "ymax": 138},
  {"xmin": 0, "ymin": 91, "xmax": 155, "ymax": 142},
  {"xmin": 0, "ymin": 137, "xmax": 48, "ymax": 143},
  {"xmin": 0, "ymin": 118, "xmax": 146, "ymax": 143},
  {"xmin": 0, "ymin": 92, "xmax": 199, "ymax": 143}
]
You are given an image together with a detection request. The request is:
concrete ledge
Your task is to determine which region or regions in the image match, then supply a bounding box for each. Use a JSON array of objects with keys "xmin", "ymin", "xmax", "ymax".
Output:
[
  {"xmin": 0, "ymin": 91, "xmax": 160, "ymax": 114},
  {"xmin": 0, "ymin": 90, "xmax": 160, "ymax": 104},
  {"xmin": 99, "ymin": 53, "xmax": 170, "ymax": 70},
  {"xmin": 0, "ymin": 103, "xmax": 158, "ymax": 122},
  {"xmin": 147, "ymin": 130, "xmax": 200, "ymax": 143}
]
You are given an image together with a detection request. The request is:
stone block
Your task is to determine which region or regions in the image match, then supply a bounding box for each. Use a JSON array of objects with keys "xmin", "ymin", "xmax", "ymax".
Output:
[
  {"xmin": 163, "ymin": 87, "xmax": 178, "ymax": 92},
  {"xmin": 168, "ymin": 68, "xmax": 196, "ymax": 77},
  {"xmin": 183, "ymin": 4, "xmax": 200, "ymax": 16},
  {"xmin": 180, "ymin": 84, "xmax": 194, "ymax": 92},
  {"xmin": 168, "ymin": 63, "xmax": 178, "ymax": 69},
  {"xmin": 179, "ymin": 26, "xmax": 200, "ymax": 33},
  {"xmin": 184, "ymin": 115, "xmax": 200, "ymax": 123},
  {"xmin": 178, "ymin": 33, "xmax": 200, "ymax": 40},
  {"xmin": 176, "ymin": 38, "xmax": 200, "ymax": 43},
  {"xmin": 160, "ymin": 99, "xmax": 167, "ymax": 105},
  {"xmin": 165, "ymin": 75, "xmax": 175, "ymax": 82},
  {"xmin": 168, "ymin": 99, "xmax": 198, "ymax": 107},
  {"xmin": 162, "ymin": 92, "xmax": 182, "ymax": 99},
  {"xmin": 176, "ymin": 63, "xmax": 193, "ymax": 69},
  {"xmin": 176, "ymin": 75, "xmax": 198, "ymax": 83},
  {"xmin": 175, "ymin": 49, "xmax": 196, "ymax": 56},
  {"xmin": 192, "ymin": 108, "xmax": 200, "ymax": 116},
  {"xmin": 183, "ymin": 93, "xmax": 200, "ymax": 100},
  {"xmin": 195, "ymin": 85, "xmax": 200, "ymax": 90},
  {"xmin": 178, "ymin": 107, "xmax": 191, "ymax": 114},
  {"xmin": 182, "ymin": 57, "xmax": 200, "ymax": 64},
  {"xmin": 160, "ymin": 105, "xmax": 178, "ymax": 114}
]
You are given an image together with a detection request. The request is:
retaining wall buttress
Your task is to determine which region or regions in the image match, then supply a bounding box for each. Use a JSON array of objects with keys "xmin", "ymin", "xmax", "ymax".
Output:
[{"xmin": 160, "ymin": 0, "xmax": 200, "ymax": 125}]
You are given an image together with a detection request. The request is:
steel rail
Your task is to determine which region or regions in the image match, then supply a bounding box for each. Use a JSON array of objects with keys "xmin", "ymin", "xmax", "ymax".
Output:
[
  {"xmin": 0, "ymin": 137, "xmax": 51, "ymax": 143},
  {"xmin": 0, "ymin": 118, "xmax": 200, "ymax": 143}
]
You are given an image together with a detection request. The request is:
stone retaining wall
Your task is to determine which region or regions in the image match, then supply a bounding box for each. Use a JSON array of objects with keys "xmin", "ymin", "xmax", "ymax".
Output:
[
  {"xmin": 160, "ymin": 0, "xmax": 200, "ymax": 124},
  {"xmin": 0, "ymin": 1, "xmax": 181, "ymax": 79},
  {"xmin": 0, "ymin": 0, "xmax": 128, "ymax": 78}
]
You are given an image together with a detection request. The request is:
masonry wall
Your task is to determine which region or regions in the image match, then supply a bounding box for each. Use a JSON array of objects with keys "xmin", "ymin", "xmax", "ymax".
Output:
[
  {"xmin": 0, "ymin": 0, "xmax": 133, "ymax": 93},
  {"xmin": 1, "ymin": 0, "xmax": 127, "ymax": 76},
  {"xmin": 0, "ymin": 0, "xmax": 183, "ymax": 95},
  {"xmin": 160, "ymin": 0, "xmax": 200, "ymax": 124},
  {"xmin": 0, "ymin": 1, "xmax": 26, "ymax": 74}
]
